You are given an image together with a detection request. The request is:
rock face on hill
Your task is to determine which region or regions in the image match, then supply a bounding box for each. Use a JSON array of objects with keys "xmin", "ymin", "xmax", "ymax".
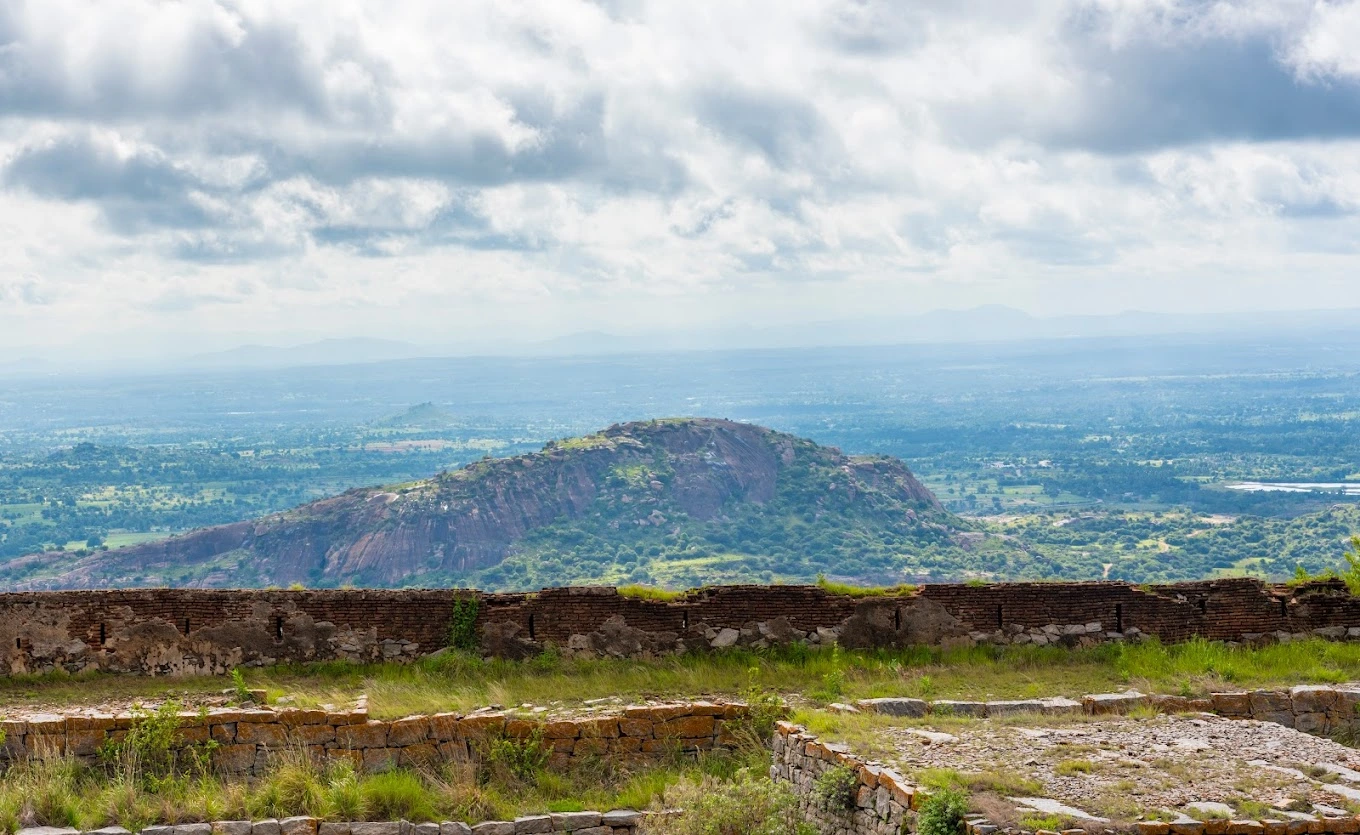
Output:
[{"xmin": 10, "ymin": 419, "xmax": 956, "ymax": 590}]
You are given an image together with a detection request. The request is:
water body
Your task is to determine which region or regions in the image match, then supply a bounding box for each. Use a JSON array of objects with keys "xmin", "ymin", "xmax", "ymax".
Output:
[{"xmin": 1229, "ymin": 482, "xmax": 1360, "ymax": 495}]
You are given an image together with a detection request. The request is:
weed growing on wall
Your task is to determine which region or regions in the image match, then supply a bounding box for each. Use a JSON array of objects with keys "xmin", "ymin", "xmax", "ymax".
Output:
[
  {"xmin": 812, "ymin": 764, "xmax": 858, "ymax": 812},
  {"xmin": 738, "ymin": 667, "xmax": 788, "ymax": 743},
  {"xmin": 447, "ymin": 596, "xmax": 480, "ymax": 652},
  {"xmin": 480, "ymin": 728, "xmax": 551, "ymax": 785},
  {"xmin": 231, "ymin": 668, "xmax": 252, "ymax": 704}
]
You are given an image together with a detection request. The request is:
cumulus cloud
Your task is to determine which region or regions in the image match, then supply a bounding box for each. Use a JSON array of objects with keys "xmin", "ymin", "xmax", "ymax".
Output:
[{"xmin": 3, "ymin": 0, "xmax": 1360, "ymax": 354}]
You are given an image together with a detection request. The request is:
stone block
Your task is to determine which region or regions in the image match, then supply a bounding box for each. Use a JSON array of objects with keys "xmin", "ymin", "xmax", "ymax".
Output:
[
  {"xmin": 399, "ymin": 742, "xmax": 440, "ymax": 767},
  {"xmin": 618, "ymin": 719, "xmax": 653, "ymax": 737},
  {"xmin": 1083, "ymin": 691, "xmax": 1148, "ymax": 715},
  {"xmin": 1150, "ymin": 695, "xmax": 1214, "ymax": 714},
  {"xmin": 279, "ymin": 818, "xmax": 318, "ymax": 835},
  {"xmin": 468, "ymin": 825, "xmax": 514, "ymax": 835},
  {"xmin": 414, "ymin": 824, "xmax": 440, "ymax": 835},
  {"xmin": 1212, "ymin": 693, "xmax": 1253, "ymax": 717},
  {"xmin": 387, "ymin": 716, "xmax": 432, "ymax": 746},
  {"xmin": 511, "ymin": 816, "xmax": 552, "ymax": 834},
  {"xmin": 68, "ymin": 728, "xmax": 107, "ymax": 756},
  {"xmin": 576, "ymin": 718, "xmax": 619, "ymax": 738},
  {"xmin": 213, "ymin": 744, "xmax": 259, "ymax": 774},
  {"xmin": 1290, "ymin": 686, "xmax": 1339, "ymax": 714},
  {"xmin": 67, "ymin": 714, "xmax": 115, "ymax": 732},
  {"xmin": 17, "ymin": 828, "xmax": 79, "ymax": 835},
  {"xmin": 362, "ymin": 747, "xmax": 399, "ymax": 772},
  {"xmin": 550, "ymin": 813, "xmax": 602, "ymax": 831},
  {"xmin": 252, "ymin": 821, "xmax": 281, "ymax": 835},
  {"xmin": 855, "ymin": 698, "xmax": 928, "ymax": 717},
  {"xmin": 317, "ymin": 825, "xmax": 350, "ymax": 835},
  {"xmin": 655, "ymin": 715, "xmax": 714, "ymax": 739},
  {"xmin": 542, "ymin": 721, "xmax": 580, "ymax": 739},
  {"xmin": 337, "ymin": 722, "xmax": 389, "ymax": 749},
  {"xmin": 428, "ymin": 713, "xmax": 462, "ymax": 741},
  {"xmin": 623, "ymin": 704, "xmax": 689, "ymax": 721},
  {"xmin": 237, "ymin": 723, "xmax": 287, "ymax": 747},
  {"xmin": 930, "ymin": 700, "xmax": 987, "ymax": 718},
  {"xmin": 599, "ymin": 811, "xmax": 641, "ymax": 827},
  {"xmin": 350, "ymin": 825, "xmax": 401, "ymax": 835},
  {"xmin": 985, "ymin": 700, "xmax": 1047, "ymax": 717},
  {"xmin": 459, "ymin": 714, "xmax": 507, "ymax": 737},
  {"xmin": 277, "ymin": 709, "xmax": 328, "ymax": 727},
  {"xmin": 87, "ymin": 828, "xmax": 133, "ymax": 835},
  {"xmin": 1226, "ymin": 822, "xmax": 1265, "ymax": 835},
  {"xmin": 290, "ymin": 724, "xmax": 335, "ymax": 745},
  {"xmin": 213, "ymin": 824, "xmax": 252, "ymax": 835},
  {"xmin": 211, "ymin": 723, "xmax": 238, "ymax": 744},
  {"xmin": 440, "ymin": 825, "xmax": 472, "ymax": 835}
]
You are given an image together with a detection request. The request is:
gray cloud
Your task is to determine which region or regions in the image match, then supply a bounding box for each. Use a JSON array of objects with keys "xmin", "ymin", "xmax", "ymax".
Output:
[
  {"xmin": 4, "ymin": 0, "xmax": 1360, "ymax": 353},
  {"xmin": 3, "ymin": 134, "xmax": 221, "ymax": 232}
]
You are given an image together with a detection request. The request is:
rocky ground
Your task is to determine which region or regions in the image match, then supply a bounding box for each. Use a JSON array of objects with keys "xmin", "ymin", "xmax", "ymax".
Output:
[{"xmin": 883, "ymin": 713, "xmax": 1360, "ymax": 824}]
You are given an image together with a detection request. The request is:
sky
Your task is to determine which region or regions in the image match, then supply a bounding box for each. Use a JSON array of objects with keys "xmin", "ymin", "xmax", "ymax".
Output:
[{"xmin": 4, "ymin": 0, "xmax": 1360, "ymax": 358}]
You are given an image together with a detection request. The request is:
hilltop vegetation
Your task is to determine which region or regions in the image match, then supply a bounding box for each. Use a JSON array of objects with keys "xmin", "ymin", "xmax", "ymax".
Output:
[
  {"xmin": 5, "ymin": 335, "xmax": 1360, "ymax": 588},
  {"xmin": 5, "ymin": 419, "xmax": 1015, "ymax": 590}
]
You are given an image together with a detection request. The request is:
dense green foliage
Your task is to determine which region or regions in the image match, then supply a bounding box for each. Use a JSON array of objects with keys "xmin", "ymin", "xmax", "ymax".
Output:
[{"xmin": 4, "ymin": 333, "xmax": 1360, "ymax": 586}]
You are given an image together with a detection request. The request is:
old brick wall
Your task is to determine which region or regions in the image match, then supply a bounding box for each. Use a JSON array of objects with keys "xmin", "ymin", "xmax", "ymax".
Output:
[{"xmin": 1, "ymin": 578, "xmax": 1358, "ymax": 675}]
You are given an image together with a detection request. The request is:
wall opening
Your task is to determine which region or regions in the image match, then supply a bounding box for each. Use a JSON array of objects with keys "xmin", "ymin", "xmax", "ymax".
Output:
[
  {"xmin": 995, "ymin": 605, "xmax": 1004, "ymax": 630},
  {"xmin": 14, "ymin": 638, "xmax": 19, "ymax": 650},
  {"xmin": 682, "ymin": 611, "xmax": 689, "ymax": 630},
  {"xmin": 528, "ymin": 613, "xmax": 537, "ymax": 640},
  {"xmin": 1115, "ymin": 604, "xmax": 1123, "ymax": 633},
  {"xmin": 99, "ymin": 623, "xmax": 106, "ymax": 645},
  {"xmin": 275, "ymin": 617, "xmax": 284, "ymax": 639},
  {"xmin": 184, "ymin": 618, "xmax": 191, "ymax": 635},
  {"xmin": 1280, "ymin": 598, "xmax": 1288, "ymax": 619},
  {"xmin": 893, "ymin": 607, "xmax": 902, "ymax": 631},
  {"xmin": 1197, "ymin": 599, "xmax": 1207, "ymax": 614}
]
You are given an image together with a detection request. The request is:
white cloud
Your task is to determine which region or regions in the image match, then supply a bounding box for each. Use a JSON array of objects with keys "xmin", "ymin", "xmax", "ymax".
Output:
[{"xmin": 3, "ymin": 0, "xmax": 1360, "ymax": 356}]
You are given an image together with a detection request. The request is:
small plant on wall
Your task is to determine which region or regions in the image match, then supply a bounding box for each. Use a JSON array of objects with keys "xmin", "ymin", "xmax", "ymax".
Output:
[
  {"xmin": 812, "ymin": 764, "xmax": 859, "ymax": 812},
  {"xmin": 447, "ymin": 595, "xmax": 480, "ymax": 652}
]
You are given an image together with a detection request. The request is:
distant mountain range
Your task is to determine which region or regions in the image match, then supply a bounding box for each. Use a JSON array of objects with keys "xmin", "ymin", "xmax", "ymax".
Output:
[
  {"xmin": 5, "ymin": 418, "xmax": 1032, "ymax": 590},
  {"xmin": 9, "ymin": 305, "xmax": 1360, "ymax": 376}
]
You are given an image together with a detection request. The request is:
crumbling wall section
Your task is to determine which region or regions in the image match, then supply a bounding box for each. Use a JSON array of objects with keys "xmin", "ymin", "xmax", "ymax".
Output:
[{"xmin": 0, "ymin": 578, "xmax": 1357, "ymax": 675}]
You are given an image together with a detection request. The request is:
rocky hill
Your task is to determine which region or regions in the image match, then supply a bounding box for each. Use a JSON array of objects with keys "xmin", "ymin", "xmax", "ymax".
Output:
[{"xmin": 6, "ymin": 419, "xmax": 1005, "ymax": 590}]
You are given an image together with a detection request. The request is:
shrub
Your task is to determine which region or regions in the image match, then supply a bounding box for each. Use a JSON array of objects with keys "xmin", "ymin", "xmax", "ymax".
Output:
[
  {"xmin": 737, "ymin": 669, "xmax": 788, "ymax": 745},
  {"xmin": 916, "ymin": 788, "xmax": 969, "ymax": 835},
  {"xmin": 640, "ymin": 768, "xmax": 814, "ymax": 835},
  {"xmin": 447, "ymin": 596, "xmax": 480, "ymax": 652},
  {"xmin": 481, "ymin": 729, "xmax": 550, "ymax": 785},
  {"xmin": 101, "ymin": 701, "xmax": 215, "ymax": 788},
  {"xmin": 812, "ymin": 765, "xmax": 858, "ymax": 812}
]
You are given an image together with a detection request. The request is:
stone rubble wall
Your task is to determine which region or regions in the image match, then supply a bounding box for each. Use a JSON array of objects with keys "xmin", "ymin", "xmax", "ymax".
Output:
[
  {"xmin": 3, "ymin": 578, "xmax": 1360, "ymax": 676},
  {"xmin": 14, "ymin": 810, "xmax": 644, "ymax": 835},
  {"xmin": 771, "ymin": 718, "xmax": 1360, "ymax": 835},
  {"xmin": 852, "ymin": 685, "xmax": 1360, "ymax": 737},
  {"xmin": 771, "ymin": 720, "xmax": 917, "ymax": 835},
  {"xmin": 0, "ymin": 702, "xmax": 749, "ymax": 777}
]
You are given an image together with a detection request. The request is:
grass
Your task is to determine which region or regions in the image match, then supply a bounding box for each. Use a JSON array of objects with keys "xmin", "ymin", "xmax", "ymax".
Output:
[
  {"xmin": 0, "ymin": 743, "xmax": 768, "ymax": 832},
  {"xmin": 615, "ymin": 585, "xmax": 686, "ymax": 602},
  {"xmin": 814, "ymin": 575, "xmax": 917, "ymax": 598},
  {"xmin": 3, "ymin": 638, "xmax": 1360, "ymax": 720}
]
